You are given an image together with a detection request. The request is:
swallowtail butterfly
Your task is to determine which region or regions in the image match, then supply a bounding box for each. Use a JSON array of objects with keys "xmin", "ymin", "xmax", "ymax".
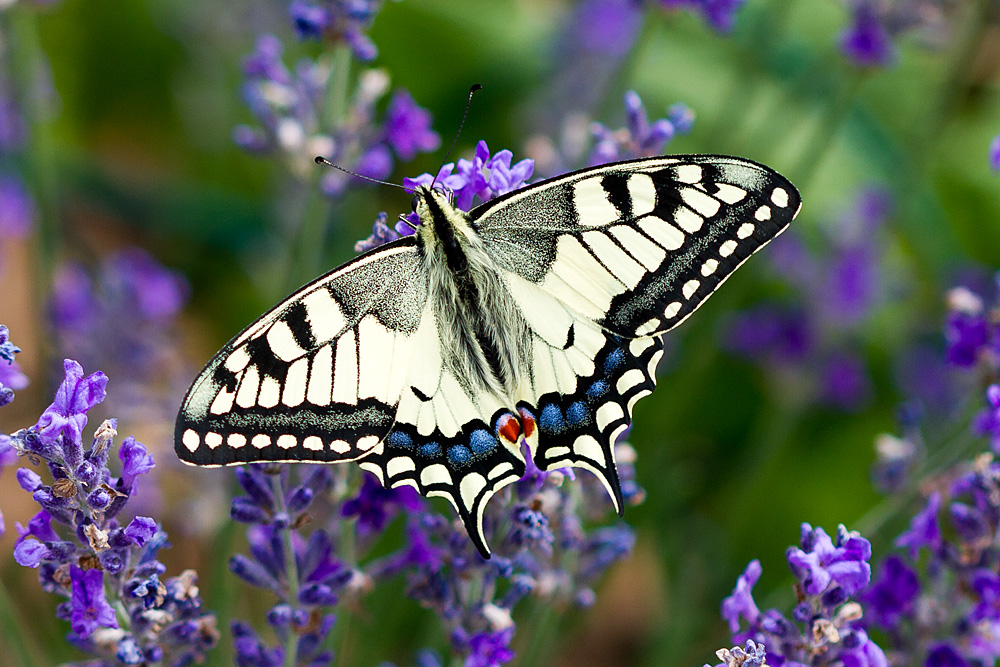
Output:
[{"xmin": 175, "ymin": 154, "xmax": 801, "ymax": 556}]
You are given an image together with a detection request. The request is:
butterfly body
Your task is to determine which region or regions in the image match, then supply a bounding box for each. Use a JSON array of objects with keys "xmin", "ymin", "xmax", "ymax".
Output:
[{"xmin": 176, "ymin": 155, "xmax": 801, "ymax": 556}]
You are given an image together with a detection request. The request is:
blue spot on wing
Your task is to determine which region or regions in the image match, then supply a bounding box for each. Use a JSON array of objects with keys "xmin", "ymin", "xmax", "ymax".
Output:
[
  {"xmin": 387, "ymin": 431, "xmax": 413, "ymax": 449},
  {"xmin": 604, "ymin": 348, "xmax": 625, "ymax": 374},
  {"xmin": 566, "ymin": 401, "xmax": 588, "ymax": 427},
  {"xmin": 469, "ymin": 429, "xmax": 496, "ymax": 455},
  {"xmin": 448, "ymin": 445, "xmax": 472, "ymax": 467},
  {"xmin": 420, "ymin": 442, "xmax": 441, "ymax": 458},
  {"xmin": 540, "ymin": 404, "xmax": 565, "ymax": 434},
  {"xmin": 587, "ymin": 380, "xmax": 609, "ymax": 400}
]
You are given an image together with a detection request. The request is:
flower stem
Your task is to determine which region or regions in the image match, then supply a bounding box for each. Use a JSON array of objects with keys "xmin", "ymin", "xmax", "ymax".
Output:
[
  {"xmin": 283, "ymin": 44, "xmax": 352, "ymax": 294},
  {"xmin": 791, "ymin": 69, "xmax": 867, "ymax": 191},
  {"xmin": 272, "ymin": 472, "xmax": 301, "ymax": 667},
  {"xmin": 0, "ymin": 578, "xmax": 47, "ymax": 667},
  {"xmin": 7, "ymin": 8, "xmax": 60, "ymax": 298}
]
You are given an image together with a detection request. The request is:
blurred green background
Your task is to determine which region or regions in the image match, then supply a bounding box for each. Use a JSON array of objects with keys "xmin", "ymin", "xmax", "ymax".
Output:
[{"xmin": 2, "ymin": 0, "xmax": 1000, "ymax": 664}]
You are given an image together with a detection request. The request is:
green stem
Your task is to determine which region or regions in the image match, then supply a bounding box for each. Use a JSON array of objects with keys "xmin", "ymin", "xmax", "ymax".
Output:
[
  {"xmin": 283, "ymin": 44, "xmax": 353, "ymax": 294},
  {"xmin": 272, "ymin": 473, "xmax": 301, "ymax": 667},
  {"xmin": 7, "ymin": 8, "xmax": 61, "ymax": 362},
  {"xmin": 0, "ymin": 578, "xmax": 47, "ymax": 667}
]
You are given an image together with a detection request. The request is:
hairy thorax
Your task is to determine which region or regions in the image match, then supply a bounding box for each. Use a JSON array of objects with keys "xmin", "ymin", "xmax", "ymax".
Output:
[{"xmin": 415, "ymin": 188, "xmax": 532, "ymax": 400}]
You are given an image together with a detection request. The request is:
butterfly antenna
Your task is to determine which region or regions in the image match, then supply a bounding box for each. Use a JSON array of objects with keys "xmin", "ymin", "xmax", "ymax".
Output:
[
  {"xmin": 313, "ymin": 156, "xmax": 409, "ymax": 191},
  {"xmin": 431, "ymin": 83, "xmax": 482, "ymax": 190}
]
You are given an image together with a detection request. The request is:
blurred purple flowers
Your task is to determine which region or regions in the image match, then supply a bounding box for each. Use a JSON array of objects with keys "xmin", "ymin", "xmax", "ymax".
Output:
[
  {"xmin": 590, "ymin": 91, "xmax": 694, "ymax": 165},
  {"xmin": 288, "ymin": 0, "xmax": 383, "ymax": 61},
  {"xmin": 234, "ymin": 34, "xmax": 439, "ymax": 195},
  {"xmin": 726, "ymin": 188, "xmax": 891, "ymax": 411},
  {"xmin": 659, "ymin": 0, "xmax": 748, "ymax": 33},
  {"xmin": 8, "ymin": 359, "xmax": 218, "ymax": 664}
]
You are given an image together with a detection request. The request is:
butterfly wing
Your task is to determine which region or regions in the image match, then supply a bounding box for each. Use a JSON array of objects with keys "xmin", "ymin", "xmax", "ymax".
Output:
[
  {"xmin": 474, "ymin": 154, "xmax": 801, "ymax": 338},
  {"xmin": 355, "ymin": 300, "xmax": 528, "ymax": 557},
  {"xmin": 474, "ymin": 155, "xmax": 800, "ymax": 503},
  {"xmin": 175, "ymin": 239, "xmax": 425, "ymax": 466},
  {"xmin": 504, "ymin": 271, "xmax": 663, "ymax": 510}
]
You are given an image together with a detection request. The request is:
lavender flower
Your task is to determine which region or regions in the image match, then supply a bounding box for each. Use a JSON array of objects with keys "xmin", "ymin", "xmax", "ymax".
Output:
[
  {"xmin": 0, "ymin": 324, "xmax": 26, "ymax": 408},
  {"xmin": 365, "ymin": 438, "xmax": 643, "ymax": 666},
  {"xmin": 385, "ymin": 88, "xmax": 441, "ymax": 161},
  {"xmin": 229, "ymin": 464, "xmax": 345, "ymax": 667},
  {"xmin": 235, "ymin": 36, "xmax": 438, "ymax": 195},
  {"xmin": 0, "ymin": 174, "xmax": 34, "ymax": 238},
  {"xmin": 573, "ymin": 0, "xmax": 644, "ymax": 57},
  {"xmin": 720, "ymin": 523, "xmax": 886, "ymax": 666},
  {"xmin": 49, "ymin": 249, "xmax": 190, "ymax": 427},
  {"xmin": 706, "ymin": 640, "xmax": 767, "ymax": 667},
  {"xmin": 837, "ymin": 0, "xmax": 954, "ymax": 68},
  {"xmin": 384, "ymin": 141, "xmax": 534, "ymax": 235},
  {"xmin": 725, "ymin": 188, "xmax": 891, "ymax": 412},
  {"xmin": 589, "ymin": 91, "xmax": 694, "ymax": 165},
  {"xmin": 974, "ymin": 385, "xmax": 1000, "ymax": 452},
  {"xmin": 9, "ymin": 359, "xmax": 218, "ymax": 664},
  {"xmin": 944, "ymin": 282, "xmax": 998, "ymax": 370},
  {"xmin": 839, "ymin": 1, "xmax": 895, "ymax": 67},
  {"xmin": 990, "ymin": 133, "xmax": 1000, "ymax": 172},
  {"xmin": 659, "ymin": 0, "xmax": 748, "ymax": 33},
  {"xmin": 288, "ymin": 0, "xmax": 384, "ymax": 61}
]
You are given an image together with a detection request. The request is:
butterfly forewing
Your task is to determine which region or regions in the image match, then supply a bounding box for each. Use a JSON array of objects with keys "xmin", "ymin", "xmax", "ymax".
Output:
[
  {"xmin": 175, "ymin": 239, "xmax": 425, "ymax": 466},
  {"xmin": 474, "ymin": 155, "xmax": 801, "ymax": 338}
]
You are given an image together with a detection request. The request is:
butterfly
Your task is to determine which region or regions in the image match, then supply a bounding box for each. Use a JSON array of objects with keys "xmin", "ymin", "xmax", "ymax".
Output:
[{"xmin": 175, "ymin": 154, "xmax": 801, "ymax": 557}]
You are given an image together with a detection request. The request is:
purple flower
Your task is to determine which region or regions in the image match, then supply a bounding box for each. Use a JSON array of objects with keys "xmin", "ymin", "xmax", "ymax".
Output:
[
  {"xmin": 990, "ymin": 133, "xmax": 1000, "ymax": 172},
  {"xmin": 0, "ymin": 324, "xmax": 27, "ymax": 407},
  {"xmin": 573, "ymin": 0, "xmax": 643, "ymax": 56},
  {"xmin": 124, "ymin": 516, "xmax": 158, "ymax": 546},
  {"xmin": 35, "ymin": 359, "xmax": 108, "ymax": 450},
  {"xmin": 725, "ymin": 305, "xmax": 813, "ymax": 363},
  {"xmin": 786, "ymin": 524, "xmax": 872, "ymax": 596},
  {"xmin": 464, "ymin": 628, "xmax": 515, "ymax": 667},
  {"xmin": 385, "ymin": 89, "xmax": 440, "ymax": 161},
  {"xmin": 721, "ymin": 559, "xmax": 762, "ymax": 634},
  {"xmin": 925, "ymin": 644, "xmax": 969, "ymax": 667},
  {"xmin": 944, "ymin": 292, "xmax": 992, "ymax": 368},
  {"xmin": 895, "ymin": 491, "xmax": 942, "ymax": 558},
  {"xmin": 861, "ymin": 556, "xmax": 919, "ymax": 629},
  {"xmin": 290, "ymin": 1, "xmax": 330, "ymax": 39},
  {"xmin": 974, "ymin": 385, "xmax": 1000, "ymax": 451},
  {"xmin": 820, "ymin": 352, "xmax": 874, "ymax": 411},
  {"xmin": 660, "ymin": 0, "xmax": 747, "ymax": 33},
  {"xmin": 589, "ymin": 91, "xmax": 693, "ymax": 164},
  {"xmin": 69, "ymin": 565, "xmax": 118, "ymax": 639},
  {"xmin": 119, "ymin": 436, "xmax": 155, "ymax": 490},
  {"xmin": 0, "ymin": 175, "xmax": 35, "ymax": 238},
  {"xmin": 12, "ymin": 363, "xmax": 217, "ymax": 664},
  {"xmin": 355, "ymin": 212, "xmax": 404, "ymax": 252},
  {"xmin": 840, "ymin": 2, "xmax": 895, "ymax": 67},
  {"xmin": 106, "ymin": 248, "xmax": 189, "ymax": 321},
  {"xmin": 289, "ymin": 0, "xmax": 381, "ymax": 60},
  {"xmin": 402, "ymin": 141, "xmax": 534, "ymax": 216},
  {"xmin": 342, "ymin": 471, "xmax": 423, "ymax": 534}
]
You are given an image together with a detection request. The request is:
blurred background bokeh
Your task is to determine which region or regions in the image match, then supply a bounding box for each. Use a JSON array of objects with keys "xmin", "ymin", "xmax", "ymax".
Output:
[{"xmin": 2, "ymin": 0, "xmax": 1000, "ymax": 665}]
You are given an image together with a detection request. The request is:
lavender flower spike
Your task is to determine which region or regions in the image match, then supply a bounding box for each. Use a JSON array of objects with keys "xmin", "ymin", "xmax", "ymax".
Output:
[
  {"xmin": 0, "ymin": 324, "xmax": 27, "ymax": 407},
  {"xmin": 12, "ymin": 359, "xmax": 218, "ymax": 664}
]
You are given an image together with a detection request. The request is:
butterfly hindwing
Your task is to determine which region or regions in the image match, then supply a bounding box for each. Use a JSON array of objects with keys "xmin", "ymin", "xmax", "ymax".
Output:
[
  {"xmin": 474, "ymin": 155, "xmax": 801, "ymax": 338},
  {"xmin": 504, "ymin": 272, "xmax": 664, "ymax": 510},
  {"xmin": 357, "ymin": 302, "xmax": 527, "ymax": 557},
  {"xmin": 175, "ymin": 239, "xmax": 425, "ymax": 466}
]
